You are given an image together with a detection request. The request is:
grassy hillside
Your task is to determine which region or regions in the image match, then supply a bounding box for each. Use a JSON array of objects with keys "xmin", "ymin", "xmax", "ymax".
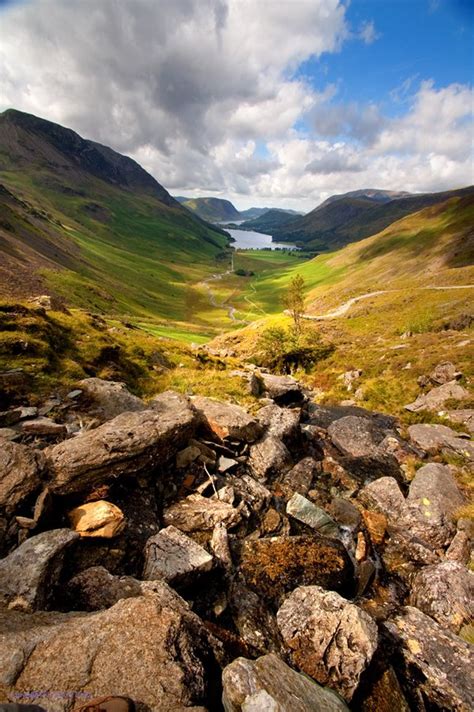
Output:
[
  {"xmin": 181, "ymin": 196, "xmax": 240, "ymax": 222},
  {"xmin": 271, "ymin": 185, "xmax": 474, "ymax": 250},
  {"xmin": 237, "ymin": 208, "xmax": 302, "ymax": 234},
  {"xmin": 0, "ymin": 109, "xmax": 231, "ymax": 329},
  {"xmin": 211, "ymin": 195, "xmax": 474, "ymax": 415}
]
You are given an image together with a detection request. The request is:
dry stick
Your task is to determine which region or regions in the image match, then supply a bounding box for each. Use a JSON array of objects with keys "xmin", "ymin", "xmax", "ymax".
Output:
[{"xmin": 203, "ymin": 463, "xmax": 220, "ymax": 499}]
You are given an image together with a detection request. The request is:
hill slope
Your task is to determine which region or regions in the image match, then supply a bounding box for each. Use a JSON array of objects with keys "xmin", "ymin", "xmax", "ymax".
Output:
[
  {"xmin": 317, "ymin": 188, "xmax": 412, "ymax": 209},
  {"xmin": 271, "ymin": 186, "xmax": 474, "ymax": 250},
  {"xmin": 181, "ymin": 197, "xmax": 241, "ymax": 222},
  {"xmin": 0, "ymin": 109, "xmax": 230, "ymax": 327},
  {"xmin": 237, "ymin": 208, "xmax": 303, "ymax": 234}
]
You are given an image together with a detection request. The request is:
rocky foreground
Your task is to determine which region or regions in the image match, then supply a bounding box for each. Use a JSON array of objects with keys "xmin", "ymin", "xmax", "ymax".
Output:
[{"xmin": 0, "ymin": 368, "xmax": 473, "ymax": 711}]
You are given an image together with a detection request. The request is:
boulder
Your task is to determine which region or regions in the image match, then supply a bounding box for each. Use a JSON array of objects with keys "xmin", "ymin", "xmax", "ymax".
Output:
[
  {"xmin": 192, "ymin": 396, "xmax": 262, "ymax": 442},
  {"xmin": 384, "ymin": 606, "xmax": 473, "ymax": 711},
  {"xmin": 277, "ymin": 586, "xmax": 378, "ymax": 701},
  {"xmin": 256, "ymin": 403, "xmax": 301, "ymax": 443},
  {"xmin": 46, "ymin": 398, "xmax": 198, "ymax": 495},
  {"xmin": 228, "ymin": 582, "xmax": 282, "ymax": 655},
  {"xmin": 404, "ymin": 381, "xmax": 469, "ymax": 412},
  {"xmin": 446, "ymin": 530, "xmax": 472, "ymax": 565},
  {"xmin": 327, "ymin": 416, "xmax": 388, "ymax": 458},
  {"xmin": 359, "ymin": 477, "xmax": 405, "ymax": 522},
  {"xmin": 278, "ymin": 457, "xmax": 320, "ymax": 498},
  {"xmin": 0, "ymin": 528, "xmax": 79, "ymax": 611},
  {"xmin": 78, "ymin": 377, "xmax": 145, "ymax": 421},
  {"xmin": 0, "ymin": 587, "xmax": 221, "ymax": 711},
  {"xmin": 286, "ymin": 493, "xmax": 338, "ymax": 536},
  {"xmin": 382, "ymin": 527, "xmax": 440, "ymax": 582},
  {"xmin": 307, "ymin": 403, "xmax": 396, "ymax": 431},
  {"xmin": 399, "ymin": 462, "xmax": 465, "ymax": 548},
  {"xmin": 259, "ymin": 373, "xmax": 304, "ymax": 405},
  {"xmin": 240, "ymin": 535, "xmax": 354, "ymax": 603},
  {"xmin": 409, "ymin": 561, "xmax": 473, "ymax": 633},
  {"xmin": 329, "ymin": 497, "xmax": 362, "ymax": 530},
  {"xmin": 65, "ymin": 566, "xmax": 143, "ymax": 610},
  {"xmin": 143, "ymin": 525, "xmax": 213, "ymax": 585},
  {"xmin": 228, "ymin": 473, "xmax": 271, "ymax": 512},
  {"xmin": 361, "ymin": 510, "xmax": 387, "ymax": 546},
  {"xmin": 408, "ymin": 423, "xmax": 474, "ymax": 460},
  {"xmin": 68, "ymin": 500, "xmax": 125, "ymax": 538},
  {"xmin": 248, "ymin": 435, "xmax": 292, "ymax": 482},
  {"xmin": 163, "ymin": 493, "xmax": 242, "ymax": 532},
  {"xmin": 429, "ymin": 361, "xmax": 462, "ymax": 385},
  {"xmin": 222, "ymin": 653, "xmax": 350, "ymax": 712},
  {"xmin": 444, "ymin": 409, "xmax": 474, "ymax": 434},
  {"xmin": 0, "ymin": 440, "xmax": 44, "ymax": 515},
  {"xmin": 176, "ymin": 444, "xmax": 202, "ymax": 469}
]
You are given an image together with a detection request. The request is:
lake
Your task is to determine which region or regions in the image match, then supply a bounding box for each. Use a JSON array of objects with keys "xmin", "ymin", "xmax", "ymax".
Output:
[{"xmin": 226, "ymin": 228, "xmax": 297, "ymax": 250}]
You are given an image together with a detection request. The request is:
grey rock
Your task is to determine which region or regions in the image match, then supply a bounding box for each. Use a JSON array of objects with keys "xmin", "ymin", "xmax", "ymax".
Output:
[
  {"xmin": 408, "ymin": 423, "xmax": 474, "ymax": 460},
  {"xmin": 143, "ymin": 525, "xmax": 213, "ymax": 585},
  {"xmin": 228, "ymin": 583, "xmax": 282, "ymax": 655},
  {"xmin": 405, "ymin": 381, "xmax": 469, "ymax": 412},
  {"xmin": 278, "ymin": 457, "xmax": 320, "ymax": 498},
  {"xmin": 0, "ymin": 440, "xmax": 44, "ymax": 515},
  {"xmin": 259, "ymin": 372, "xmax": 304, "ymax": 405},
  {"xmin": 176, "ymin": 444, "xmax": 201, "ymax": 469},
  {"xmin": 248, "ymin": 435, "xmax": 292, "ymax": 482},
  {"xmin": 211, "ymin": 522, "xmax": 233, "ymax": 572},
  {"xmin": 409, "ymin": 561, "xmax": 473, "ymax": 633},
  {"xmin": 286, "ymin": 493, "xmax": 338, "ymax": 536},
  {"xmin": 0, "ymin": 586, "xmax": 221, "ymax": 711},
  {"xmin": 0, "ymin": 528, "xmax": 79, "ymax": 611},
  {"xmin": 444, "ymin": 409, "xmax": 474, "ymax": 434},
  {"xmin": 359, "ymin": 477, "xmax": 405, "ymax": 522},
  {"xmin": 65, "ymin": 565, "xmax": 143, "ymax": 610},
  {"xmin": 383, "ymin": 527, "xmax": 440, "ymax": 582},
  {"xmin": 400, "ymin": 462, "xmax": 465, "ymax": 548},
  {"xmin": 446, "ymin": 530, "xmax": 471, "ymax": 565},
  {"xmin": 256, "ymin": 403, "xmax": 301, "ymax": 443},
  {"xmin": 0, "ymin": 428, "xmax": 19, "ymax": 441},
  {"xmin": 307, "ymin": 403, "xmax": 396, "ymax": 430},
  {"xmin": 192, "ymin": 395, "xmax": 262, "ymax": 442},
  {"xmin": 429, "ymin": 361, "xmax": 462, "ymax": 385},
  {"xmin": 163, "ymin": 493, "xmax": 242, "ymax": 531},
  {"xmin": 228, "ymin": 473, "xmax": 271, "ymax": 511},
  {"xmin": 218, "ymin": 455, "xmax": 239, "ymax": 473},
  {"xmin": 222, "ymin": 653, "xmax": 349, "ymax": 712},
  {"xmin": 328, "ymin": 416, "xmax": 388, "ymax": 457},
  {"xmin": 277, "ymin": 586, "xmax": 378, "ymax": 701},
  {"xmin": 78, "ymin": 377, "xmax": 145, "ymax": 421},
  {"xmin": 384, "ymin": 606, "xmax": 473, "ymax": 711},
  {"xmin": 329, "ymin": 497, "xmax": 362, "ymax": 530},
  {"xmin": 46, "ymin": 397, "xmax": 198, "ymax": 494}
]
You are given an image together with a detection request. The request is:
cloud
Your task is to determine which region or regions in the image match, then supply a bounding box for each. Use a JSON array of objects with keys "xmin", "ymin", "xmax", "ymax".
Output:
[{"xmin": 0, "ymin": 0, "xmax": 472, "ymax": 212}]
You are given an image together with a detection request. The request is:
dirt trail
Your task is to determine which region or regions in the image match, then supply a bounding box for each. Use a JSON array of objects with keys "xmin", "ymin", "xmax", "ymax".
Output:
[
  {"xmin": 200, "ymin": 269, "xmax": 248, "ymax": 324},
  {"xmin": 303, "ymin": 285, "xmax": 474, "ymax": 321}
]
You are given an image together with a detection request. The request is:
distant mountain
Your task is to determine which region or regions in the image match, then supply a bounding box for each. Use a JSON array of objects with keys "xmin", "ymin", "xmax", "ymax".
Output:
[
  {"xmin": 0, "ymin": 109, "xmax": 229, "ymax": 319},
  {"xmin": 238, "ymin": 207, "xmax": 269, "ymax": 220},
  {"xmin": 270, "ymin": 186, "xmax": 474, "ymax": 250},
  {"xmin": 181, "ymin": 197, "xmax": 241, "ymax": 222},
  {"xmin": 317, "ymin": 188, "xmax": 412, "ymax": 210},
  {"xmin": 238, "ymin": 208, "xmax": 301, "ymax": 234}
]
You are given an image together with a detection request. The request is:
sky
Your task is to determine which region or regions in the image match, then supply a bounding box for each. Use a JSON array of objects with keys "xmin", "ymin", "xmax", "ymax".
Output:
[{"xmin": 0, "ymin": 0, "xmax": 472, "ymax": 212}]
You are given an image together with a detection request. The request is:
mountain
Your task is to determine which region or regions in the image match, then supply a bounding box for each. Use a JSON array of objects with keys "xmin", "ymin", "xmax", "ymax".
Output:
[
  {"xmin": 238, "ymin": 208, "xmax": 301, "ymax": 234},
  {"xmin": 0, "ymin": 109, "xmax": 230, "ymax": 323},
  {"xmin": 270, "ymin": 186, "xmax": 474, "ymax": 250},
  {"xmin": 180, "ymin": 197, "xmax": 241, "ymax": 222},
  {"xmin": 237, "ymin": 207, "xmax": 270, "ymax": 220},
  {"xmin": 317, "ymin": 188, "xmax": 412, "ymax": 209}
]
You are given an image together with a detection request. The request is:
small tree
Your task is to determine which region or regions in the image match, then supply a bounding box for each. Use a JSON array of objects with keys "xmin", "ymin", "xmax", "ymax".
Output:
[{"xmin": 284, "ymin": 273, "xmax": 305, "ymax": 339}]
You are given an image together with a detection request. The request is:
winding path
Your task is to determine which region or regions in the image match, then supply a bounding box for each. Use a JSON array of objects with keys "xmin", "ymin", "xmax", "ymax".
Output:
[
  {"xmin": 200, "ymin": 269, "xmax": 249, "ymax": 324},
  {"xmin": 303, "ymin": 284, "xmax": 474, "ymax": 321}
]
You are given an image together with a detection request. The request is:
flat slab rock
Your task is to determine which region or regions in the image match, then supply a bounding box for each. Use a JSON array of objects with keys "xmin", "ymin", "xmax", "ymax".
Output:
[
  {"xmin": 384, "ymin": 606, "xmax": 474, "ymax": 712},
  {"xmin": 256, "ymin": 403, "xmax": 301, "ymax": 442},
  {"xmin": 143, "ymin": 525, "xmax": 213, "ymax": 584},
  {"xmin": 0, "ymin": 586, "xmax": 221, "ymax": 711},
  {"xmin": 0, "ymin": 528, "xmax": 79, "ymax": 612},
  {"xmin": 408, "ymin": 423, "xmax": 474, "ymax": 460},
  {"xmin": 327, "ymin": 415, "xmax": 389, "ymax": 458},
  {"xmin": 45, "ymin": 394, "xmax": 198, "ymax": 494},
  {"xmin": 277, "ymin": 586, "xmax": 378, "ymax": 701},
  {"xmin": 404, "ymin": 381, "xmax": 469, "ymax": 412},
  {"xmin": 163, "ymin": 493, "xmax": 242, "ymax": 532},
  {"xmin": 222, "ymin": 653, "xmax": 349, "ymax": 712},
  {"xmin": 192, "ymin": 395, "xmax": 262, "ymax": 442},
  {"xmin": 240, "ymin": 534, "xmax": 354, "ymax": 603}
]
